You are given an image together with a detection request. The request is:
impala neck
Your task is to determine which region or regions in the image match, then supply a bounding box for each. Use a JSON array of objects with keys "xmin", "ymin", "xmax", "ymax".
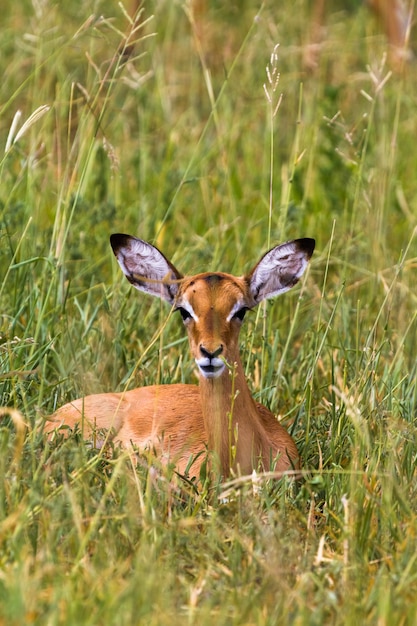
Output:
[{"xmin": 198, "ymin": 357, "xmax": 269, "ymax": 477}]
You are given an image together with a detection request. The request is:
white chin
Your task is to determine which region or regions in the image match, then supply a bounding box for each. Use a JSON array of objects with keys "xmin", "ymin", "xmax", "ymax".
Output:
[{"xmin": 198, "ymin": 364, "xmax": 225, "ymax": 379}]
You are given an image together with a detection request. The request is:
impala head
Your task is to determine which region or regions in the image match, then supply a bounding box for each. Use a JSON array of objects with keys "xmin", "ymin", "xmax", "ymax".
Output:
[{"xmin": 110, "ymin": 234, "xmax": 315, "ymax": 380}]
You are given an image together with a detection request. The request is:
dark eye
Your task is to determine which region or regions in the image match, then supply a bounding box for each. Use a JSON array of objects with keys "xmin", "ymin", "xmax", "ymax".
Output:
[
  {"xmin": 177, "ymin": 307, "xmax": 192, "ymax": 322},
  {"xmin": 232, "ymin": 307, "xmax": 248, "ymax": 322}
]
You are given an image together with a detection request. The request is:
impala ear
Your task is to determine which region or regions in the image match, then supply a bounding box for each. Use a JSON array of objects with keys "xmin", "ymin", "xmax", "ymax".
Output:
[
  {"xmin": 247, "ymin": 238, "xmax": 315, "ymax": 304},
  {"xmin": 110, "ymin": 234, "xmax": 183, "ymax": 304}
]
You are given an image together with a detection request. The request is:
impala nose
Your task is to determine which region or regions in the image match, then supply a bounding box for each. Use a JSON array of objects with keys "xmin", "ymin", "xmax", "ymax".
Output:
[
  {"xmin": 197, "ymin": 344, "xmax": 225, "ymax": 379},
  {"xmin": 200, "ymin": 344, "xmax": 223, "ymax": 360}
]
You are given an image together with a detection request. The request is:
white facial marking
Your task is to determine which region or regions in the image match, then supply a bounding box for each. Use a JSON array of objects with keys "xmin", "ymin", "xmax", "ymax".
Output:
[
  {"xmin": 196, "ymin": 357, "xmax": 226, "ymax": 379},
  {"xmin": 226, "ymin": 300, "xmax": 246, "ymax": 322},
  {"xmin": 178, "ymin": 297, "xmax": 199, "ymax": 322}
]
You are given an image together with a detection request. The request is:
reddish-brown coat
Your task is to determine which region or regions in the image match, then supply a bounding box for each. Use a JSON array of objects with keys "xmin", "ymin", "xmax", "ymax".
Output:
[{"xmin": 46, "ymin": 235, "xmax": 314, "ymax": 481}]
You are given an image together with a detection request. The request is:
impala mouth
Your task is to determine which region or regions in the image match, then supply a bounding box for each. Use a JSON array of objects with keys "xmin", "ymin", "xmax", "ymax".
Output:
[{"xmin": 197, "ymin": 358, "xmax": 226, "ymax": 379}]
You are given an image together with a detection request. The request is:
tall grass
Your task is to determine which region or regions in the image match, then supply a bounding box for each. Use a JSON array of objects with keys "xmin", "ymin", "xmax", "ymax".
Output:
[{"xmin": 1, "ymin": 0, "xmax": 416, "ymax": 624}]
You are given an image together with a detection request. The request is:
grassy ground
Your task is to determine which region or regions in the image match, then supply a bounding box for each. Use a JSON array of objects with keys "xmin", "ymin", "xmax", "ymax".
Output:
[{"xmin": 1, "ymin": 0, "xmax": 417, "ymax": 624}]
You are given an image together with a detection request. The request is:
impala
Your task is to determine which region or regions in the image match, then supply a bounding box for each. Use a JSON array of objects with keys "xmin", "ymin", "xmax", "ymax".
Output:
[{"xmin": 46, "ymin": 234, "xmax": 315, "ymax": 480}]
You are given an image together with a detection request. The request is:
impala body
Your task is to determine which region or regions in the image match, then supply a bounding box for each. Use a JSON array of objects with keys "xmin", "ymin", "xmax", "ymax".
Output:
[{"xmin": 46, "ymin": 234, "xmax": 315, "ymax": 480}]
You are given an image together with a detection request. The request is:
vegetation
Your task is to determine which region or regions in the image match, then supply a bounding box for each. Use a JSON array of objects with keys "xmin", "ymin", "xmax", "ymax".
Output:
[{"xmin": 1, "ymin": 1, "xmax": 416, "ymax": 623}]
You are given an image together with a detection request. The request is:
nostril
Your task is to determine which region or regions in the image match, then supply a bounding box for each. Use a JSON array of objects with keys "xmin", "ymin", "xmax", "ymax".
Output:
[
  {"xmin": 213, "ymin": 345, "xmax": 223, "ymax": 359},
  {"xmin": 200, "ymin": 344, "xmax": 223, "ymax": 359}
]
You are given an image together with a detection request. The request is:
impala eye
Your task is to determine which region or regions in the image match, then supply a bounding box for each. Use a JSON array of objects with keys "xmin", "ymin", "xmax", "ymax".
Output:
[
  {"xmin": 232, "ymin": 307, "xmax": 248, "ymax": 322},
  {"xmin": 177, "ymin": 307, "xmax": 192, "ymax": 322}
]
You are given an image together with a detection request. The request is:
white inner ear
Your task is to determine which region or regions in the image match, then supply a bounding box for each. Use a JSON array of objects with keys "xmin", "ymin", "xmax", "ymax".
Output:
[
  {"xmin": 120, "ymin": 238, "xmax": 172, "ymax": 280},
  {"xmin": 115, "ymin": 237, "xmax": 181, "ymax": 303},
  {"xmin": 249, "ymin": 241, "xmax": 310, "ymax": 303}
]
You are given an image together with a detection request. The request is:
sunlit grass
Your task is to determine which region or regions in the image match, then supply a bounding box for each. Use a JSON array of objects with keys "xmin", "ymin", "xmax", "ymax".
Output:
[{"xmin": 1, "ymin": 0, "xmax": 416, "ymax": 624}]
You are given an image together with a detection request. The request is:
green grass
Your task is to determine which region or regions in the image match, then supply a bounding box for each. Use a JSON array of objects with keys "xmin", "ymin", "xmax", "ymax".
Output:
[{"xmin": 1, "ymin": 0, "xmax": 417, "ymax": 623}]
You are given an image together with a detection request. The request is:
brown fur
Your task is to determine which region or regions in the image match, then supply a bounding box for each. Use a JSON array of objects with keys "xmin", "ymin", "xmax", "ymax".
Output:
[
  {"xmin": 45, "ymin": 235, "xmax": 314, "ymax": 481},
  {"xmin": 46, "ymin": 380, "xmax": 298, "ymax": 479}
]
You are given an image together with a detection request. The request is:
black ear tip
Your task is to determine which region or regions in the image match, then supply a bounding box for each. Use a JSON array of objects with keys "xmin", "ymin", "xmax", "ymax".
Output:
[
  {"xmin": 298, "ymin": 238, "xmax": 315, "ymax": 257},
  {"xmin": 110, "ymin": 233, "xmax": 130, "ymax": 252}
]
